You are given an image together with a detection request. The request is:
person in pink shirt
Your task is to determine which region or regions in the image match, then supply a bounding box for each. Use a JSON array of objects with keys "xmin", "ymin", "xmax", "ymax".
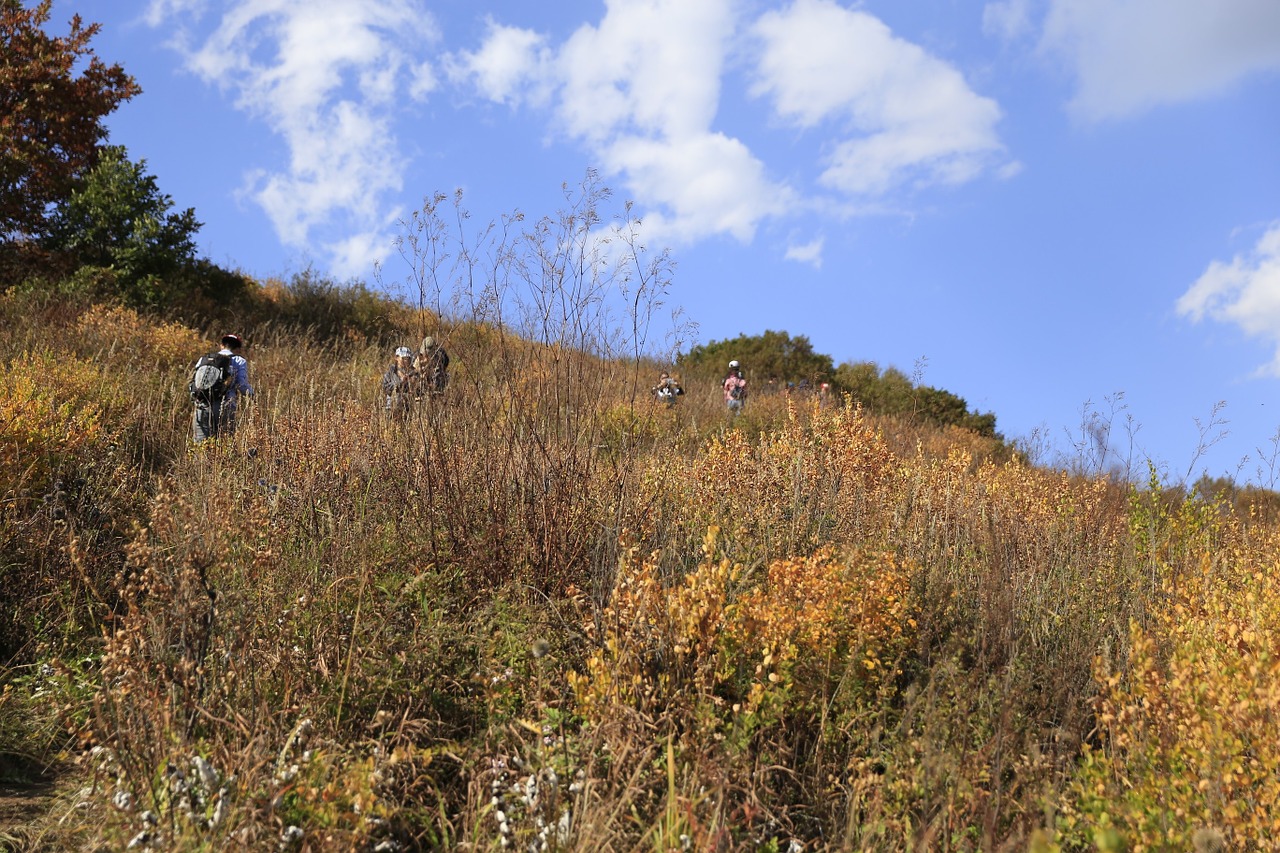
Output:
[{"xmin": 723, "ymin": 360, "xmax": 747, "ymax": 413}]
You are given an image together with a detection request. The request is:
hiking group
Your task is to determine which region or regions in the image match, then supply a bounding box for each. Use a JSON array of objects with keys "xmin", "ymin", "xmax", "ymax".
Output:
[
  {"xmin": 190, "ymin": 333, "xmax": 751, "ymax": 443},
  {"xmin": 189, "ymin": 332, "xmax": 452, "ymax": 443},
  {"xmin": 381, "ymin": 336, "xmax": 450, "ymax": 419}
]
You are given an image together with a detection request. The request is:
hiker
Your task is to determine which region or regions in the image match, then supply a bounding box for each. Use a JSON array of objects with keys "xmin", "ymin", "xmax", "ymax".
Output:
[
  {"xmin": 381, "ymin": 346, "xmax": 420, "ymax": 417},
  {"xmin": 652, "ymin": 371, "xmax": 684, "ymax": 406},
  {"xmin": 191, "ymin": 333, "xmax": 253, "ymax": 442},
  {"xmin": 723, "ymin": 360, "xmax": 747, "ymax": 414},
  {"xmin": 413, "ymin": 335, "xmax": 449, "ymax": 397}
]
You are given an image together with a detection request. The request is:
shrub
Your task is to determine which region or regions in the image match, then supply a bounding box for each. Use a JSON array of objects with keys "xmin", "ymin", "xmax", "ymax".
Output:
[{"xmin": 1060, "ymin": 533, "xmax": 1280, "ymax": 849}]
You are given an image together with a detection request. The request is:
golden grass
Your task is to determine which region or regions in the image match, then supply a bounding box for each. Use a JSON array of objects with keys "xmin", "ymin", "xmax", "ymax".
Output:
[{"xmin": 2, "ymin": 287, "xmax": 1277, "ymax": 851}]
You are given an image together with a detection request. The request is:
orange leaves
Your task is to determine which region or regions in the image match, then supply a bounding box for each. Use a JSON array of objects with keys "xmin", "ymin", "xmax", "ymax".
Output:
[
  {"xmin": 73, "ymin": 303, "xmax": 203, "ymax": 368},
  {"xmin": 571, "ymin": 531, "xmax": 916, "ymax": 737},
  {"xmin": 730, "ymin": 547, "xmax": 911, "ymax": 666}
]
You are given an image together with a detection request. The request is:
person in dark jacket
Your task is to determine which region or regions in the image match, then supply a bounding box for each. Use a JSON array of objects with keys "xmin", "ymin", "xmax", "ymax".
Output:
[
  {"xmin": 381, "ymin": 346, "xmax": 419, "ymax": 418},
  {"xmin": 414, "ymin": 335, "xmax": 450, "ymax": 397}
]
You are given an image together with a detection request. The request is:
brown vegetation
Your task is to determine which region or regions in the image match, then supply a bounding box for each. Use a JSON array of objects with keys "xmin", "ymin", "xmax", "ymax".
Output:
[{"xmin": 2, "ymin": 190, "xmax": 1277, "ymax": 851}]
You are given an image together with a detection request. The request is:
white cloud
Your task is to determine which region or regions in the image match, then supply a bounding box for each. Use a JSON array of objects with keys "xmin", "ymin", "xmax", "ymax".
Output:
[
  {"xmin": 602, "ymin": 133, "xmax": 791, "ymax": 245},
  {"xmin": 144, "ymin": 0, "xmax": 209, "ymax": 28},
  {"xmin": 1040, "ymin": 0, "xmax": 1280, "ymax": 122},
  {"xmin": 553, "ymin": 0, "xmax": 729, "ymax": 143},
  {"xmin": 785, "ymin": 236, "xmax": 824, "ymax": 268},
  {"xmin": 1177, "ymin": 223, "xmax": 1280, "ymax": 375},
  {"xmin": 462, "ymin": 0, "xmax": 793, "ymax": 248},
  {"xmin": 750, "ymin": 0, "xmax": 1006, "ymax": 197},
  {"xmin": 445, "ymin": 19, "xmax": 552, "ymax": 106},
  {"xmin": 149, "ymin": 0, "xmax": 440, "ymax": 277}
]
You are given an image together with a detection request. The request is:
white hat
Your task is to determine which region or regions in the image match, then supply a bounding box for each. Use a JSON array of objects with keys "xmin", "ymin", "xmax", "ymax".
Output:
[
  {"xmin": 729, "ymin": 360, "xmax": 740, "ymax": 368},
  {"xmin": 395, "ymin": 346, "xmax": 413, "ymax": 358}
]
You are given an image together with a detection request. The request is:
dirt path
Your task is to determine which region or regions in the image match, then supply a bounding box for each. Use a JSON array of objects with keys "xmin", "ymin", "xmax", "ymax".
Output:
[{"xmin": 0, "ymin": 771, "xmax": 61, "ymax": 850}]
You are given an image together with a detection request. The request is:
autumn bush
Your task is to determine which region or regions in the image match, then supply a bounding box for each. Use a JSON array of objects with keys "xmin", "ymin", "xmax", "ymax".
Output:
[{"xmin": 1058, "ymin": 500, "xmax": 1280, "ymax": 851}]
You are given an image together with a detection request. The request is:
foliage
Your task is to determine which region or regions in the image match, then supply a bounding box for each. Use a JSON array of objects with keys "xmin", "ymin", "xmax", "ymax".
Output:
[
  {"xmin": 682, "ymin": 328, "xmax": 834, "ymax": 385},
  {"xmin": 41, "ymin": 145, "xmax": 201, "ymax": 307},
  {"xmin": 6, "ymin": 183, "xmax": 1280, "ymax": 850},
  {"xmin": 0, "ymin": 0, "xmax": 139, "ymax": 244},
  {"xmin": 568, "ymin": 530, "xmax": 916, "ymax": 846},
  {"xmin": 835, "ymin": 359, "xmax": 1000, "ymax": 437},
  {"xmin": 0, "ymin": 351, "xmax": 112, "ymax": 499},
  {"xmin": 251, "ymin": 267, "xmax": 416, "ymax": 345},
  {"xmin": 1061, "ymin": 541, "xmax": 1280, "ymax": 849}
]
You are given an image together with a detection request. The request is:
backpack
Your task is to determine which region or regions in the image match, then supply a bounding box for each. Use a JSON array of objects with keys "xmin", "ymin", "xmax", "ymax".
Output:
[{"xmin": 190, "ymin": 352, "xmax": 232, "ymax": 406}]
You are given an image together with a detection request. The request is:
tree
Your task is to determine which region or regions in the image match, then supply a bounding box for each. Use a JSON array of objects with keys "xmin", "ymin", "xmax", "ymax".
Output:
[
  {"xmin": 834, "ymin": 359, "xmax": 999, "ymax": 438},
  {"xmin": 43, "ymin": 145, "xmax": 201, "ymax": 305},
  {"xmin": 681, "ymin": 330, "xmax": 834, "ymax": 384},
  {"xmin": 0, "ymin": 0, "xmax": 139, "ymax": 244}
]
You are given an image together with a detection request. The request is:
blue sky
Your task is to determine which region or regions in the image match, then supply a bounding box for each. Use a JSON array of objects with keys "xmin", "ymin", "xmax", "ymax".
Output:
[{"xmin": 55, "ymin": 0, "xmax": 1280, "ymax": 484}]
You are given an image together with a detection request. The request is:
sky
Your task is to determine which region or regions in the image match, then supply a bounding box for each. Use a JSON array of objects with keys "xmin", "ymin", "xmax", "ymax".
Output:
[{"xmin": 48, "ymin": 0, "xmax": 1280, "ymax": 485}]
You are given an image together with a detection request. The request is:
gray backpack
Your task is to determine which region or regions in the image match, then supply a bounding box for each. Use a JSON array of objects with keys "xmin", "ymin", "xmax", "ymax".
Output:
[{"xmin": 189, "ymin": 352, "xmax": 232, "ymax": 406}]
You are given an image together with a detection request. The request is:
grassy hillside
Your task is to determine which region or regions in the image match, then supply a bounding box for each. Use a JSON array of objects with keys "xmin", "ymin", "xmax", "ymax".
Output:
[{"xmin": 1, "ymin": 284, "xmax": 1277, "ymax": 852}]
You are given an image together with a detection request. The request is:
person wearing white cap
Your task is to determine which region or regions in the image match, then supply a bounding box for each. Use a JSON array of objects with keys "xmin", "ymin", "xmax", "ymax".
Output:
[
  {"xmin": 381, "ymin": 345, "xmax": 420, "ymax": 418},
  {"xmin": 723, "ymin": 359, "xmax": 747, "ymax": 413}
]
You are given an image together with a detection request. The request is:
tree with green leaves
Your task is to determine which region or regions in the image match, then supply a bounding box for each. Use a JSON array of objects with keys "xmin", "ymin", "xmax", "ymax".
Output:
[
  {"xmin": 0, "ymin": 0, "xmax": 139, "ymax": 247},
  {"xmin": 681, "ymin": 329, "xmax": 834, "ymax": 385},
  {"xmin": 834, "ymin": 359, "xmax": 999, "ymax": 438},
  {"xmin": 43, "ymin": 145, "xmax": 202, "ymax": 306}
]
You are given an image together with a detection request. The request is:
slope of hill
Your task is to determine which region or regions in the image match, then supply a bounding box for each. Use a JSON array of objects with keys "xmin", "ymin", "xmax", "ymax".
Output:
[{"xmin": 2, "ymin": 284, "xmax": 1277, "ymax": 851}]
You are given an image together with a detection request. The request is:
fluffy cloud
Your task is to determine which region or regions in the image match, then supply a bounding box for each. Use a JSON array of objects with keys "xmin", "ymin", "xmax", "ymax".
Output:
[
  {"xmin": 457, "ymin": 0, "xmax": 791, "ymax": 247},
  {"xmin": 785, "ymin": 236, "xmax": 824, "ymax": 269},
  {"xmin": 147, "ymin": 0, "xmax": 439, "ymax": 276},
  {"xmin": 457, "ymin": 0, "xmax": 1006, "ymax": 250},
  {"xmin": 751, "ymin": 0, "xmax": 1005, "ymax": 197},
  {"xmin": 445, "ymin": 19, "xmax": 553, "ymax": 106},
  {"xmin": 1038, "ymin": 0, "xmax": 1280, "ymax": 121},
  {"xmin": 147, "ymin": 0, "xmax": 1014, "ymax": 273},
  {"xmin": 1177, "ymin": 223, "xmax": 1280, "ymax": 374}
]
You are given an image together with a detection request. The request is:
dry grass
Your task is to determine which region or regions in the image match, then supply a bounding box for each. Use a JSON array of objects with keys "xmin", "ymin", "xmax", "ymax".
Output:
[{"xmin": 3, "ymin": 197, "xmax": 1279, "ymax": 849}]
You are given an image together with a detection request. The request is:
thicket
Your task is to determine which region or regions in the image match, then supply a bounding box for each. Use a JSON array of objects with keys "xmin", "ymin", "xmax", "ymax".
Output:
[
  {"xmin": 3, "ymin": 185, "xmax": 1278, "ymax": 852},
  {"xmin": 683, "ymin": 334, "xmax": 1000, "ymax": 440}
]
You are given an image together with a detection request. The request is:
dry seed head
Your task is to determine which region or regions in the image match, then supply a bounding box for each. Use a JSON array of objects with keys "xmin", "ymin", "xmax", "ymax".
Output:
[{"xmin": 1192, "ymin": 827, "xmax": 1225, "ymax": 853}]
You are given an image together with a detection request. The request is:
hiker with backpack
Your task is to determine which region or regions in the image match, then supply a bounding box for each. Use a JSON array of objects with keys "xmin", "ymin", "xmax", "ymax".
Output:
[
  {"xmin": 652, "ymin": 371, "xmax": 684, "ymax": 406},
  {"xmin": 723, "ymin": 360, "xmax": 747, "ymax": 414},
  {"xmin": 381, "ymin": 345, "xmax": 420, "ymax": 418},
  {"xmin": 413, "ymin": 335, "xmax": 449, "ymax": 398},
  {"xmin": 190, "ymin": 334, "xmax": 253, "ymax": 442}
]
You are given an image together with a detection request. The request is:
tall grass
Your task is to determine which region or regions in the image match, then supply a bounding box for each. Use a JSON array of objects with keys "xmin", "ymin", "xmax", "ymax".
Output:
[{"xmin": 2, "ymin": 189, "xmax": 1278, "ymax": 849}]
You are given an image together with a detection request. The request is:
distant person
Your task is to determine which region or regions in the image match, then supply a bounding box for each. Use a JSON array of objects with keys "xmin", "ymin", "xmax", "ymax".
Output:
[
  {"xmin": 190, "ymin": 333, "xmax": 253, "ymax": 442},
  {"xmin": 414, "ymin": 335, "xmax": 450, "ymax": 397},
  {"xmin": 652, "ymin": 370, "xmax": 684, "ymax": 406},
  {"xmin": 381, "ymin": 345, "xmax": 419, "ymax": 418},
  {"xmin": 723, "ymin": 360, "xmax": 747, "ymax": 414}
]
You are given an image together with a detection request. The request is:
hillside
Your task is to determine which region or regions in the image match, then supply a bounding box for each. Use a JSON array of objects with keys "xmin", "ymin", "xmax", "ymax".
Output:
[{"xmin": 2, "ymin": 283, "xmax": 1278, "ymax": 852}]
